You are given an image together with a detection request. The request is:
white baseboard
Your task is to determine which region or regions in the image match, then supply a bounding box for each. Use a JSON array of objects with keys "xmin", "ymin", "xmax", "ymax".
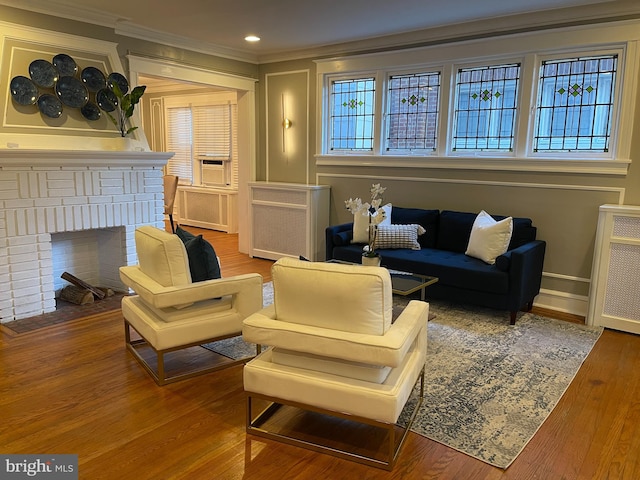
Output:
[{"xmin": 534, "ymin": 288, "xmax": 589, "ymax": 318}]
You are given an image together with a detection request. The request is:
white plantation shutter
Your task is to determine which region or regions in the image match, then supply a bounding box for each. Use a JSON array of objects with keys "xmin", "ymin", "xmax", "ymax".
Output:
[{"xmin": 166, "ymin": 107, "xmax": 193, "ymax": 183}]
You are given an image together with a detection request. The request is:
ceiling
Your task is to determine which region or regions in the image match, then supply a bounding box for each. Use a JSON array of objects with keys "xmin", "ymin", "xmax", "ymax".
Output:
[{"xmin": 3, "ymin": 0, "xmax": 636, "ymax": 63}]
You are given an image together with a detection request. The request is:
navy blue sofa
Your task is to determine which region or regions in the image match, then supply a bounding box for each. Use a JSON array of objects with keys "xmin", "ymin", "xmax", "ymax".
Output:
[{"xmin": 325, "ymin": 207, "xmax": 546, "ymax": 324}]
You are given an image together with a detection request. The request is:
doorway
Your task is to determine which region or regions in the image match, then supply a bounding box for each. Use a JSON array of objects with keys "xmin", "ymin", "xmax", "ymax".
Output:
[{"xmin": 128, "ymin": 56, "xmax": 257, "ymax": 253}]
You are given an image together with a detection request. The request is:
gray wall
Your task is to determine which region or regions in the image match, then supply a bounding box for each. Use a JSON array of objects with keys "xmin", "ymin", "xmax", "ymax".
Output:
[{"xmin": 256, "ymin": 32, "xmax": 640, "ymax": 315}]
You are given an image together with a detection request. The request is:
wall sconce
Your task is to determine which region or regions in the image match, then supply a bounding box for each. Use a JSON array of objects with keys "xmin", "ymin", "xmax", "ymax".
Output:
[{"xmin": 282, "ymin": 93, "xmax": 292, "ymax": 154}]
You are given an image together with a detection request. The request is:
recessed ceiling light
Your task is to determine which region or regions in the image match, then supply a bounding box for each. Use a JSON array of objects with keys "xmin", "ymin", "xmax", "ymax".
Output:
[{"xmin": 245, "ymin": 35, "xmax": 260, "ymax": 42}]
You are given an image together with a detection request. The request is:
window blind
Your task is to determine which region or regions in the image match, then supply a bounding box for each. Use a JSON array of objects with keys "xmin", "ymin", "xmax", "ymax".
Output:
[
  {"xmin": 165, "ymin": 102, "xmax": 235, "ymax": 186},
  {"xmin": 166, "ymin": 107, "xmax": 193, "ymax": 182},
  {"xmin": 193, "ymin": 104, "xmax": 231, "ymax": 161}
]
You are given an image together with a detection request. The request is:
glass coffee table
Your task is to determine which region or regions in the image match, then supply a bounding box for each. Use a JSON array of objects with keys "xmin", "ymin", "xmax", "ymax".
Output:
[
  {"xmin": 326, "ymin": 259, "xmax": 438, "ymax": 301},
  {"xmin": 388, "ymin": 270, "xmax": 438, "ymax": 301}
]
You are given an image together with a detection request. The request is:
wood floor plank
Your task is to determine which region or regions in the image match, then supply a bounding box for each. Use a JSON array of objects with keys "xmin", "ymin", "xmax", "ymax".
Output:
[{"xmin": 2, "ymin": 226, "xmax": 640, "ymax": 479}]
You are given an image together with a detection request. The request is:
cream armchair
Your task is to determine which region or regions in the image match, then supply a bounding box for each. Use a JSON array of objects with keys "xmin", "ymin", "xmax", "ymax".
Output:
[
  {"xmin": 242, "ymin": 257, "xmax": 429, "ymax": 470},
  {"xmin": 120, "ymin": 225, "xmax": 262, "ymax": 385}
]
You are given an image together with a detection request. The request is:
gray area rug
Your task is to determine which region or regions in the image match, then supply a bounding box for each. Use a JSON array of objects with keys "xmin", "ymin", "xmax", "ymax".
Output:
[{"xmin": 204, "ymin": 282, "xmax": 603, "ymax": 469}]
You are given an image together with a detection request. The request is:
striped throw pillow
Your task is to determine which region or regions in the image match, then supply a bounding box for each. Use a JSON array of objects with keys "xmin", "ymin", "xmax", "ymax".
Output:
[{"xmin": 373, "ymin": 224, "xmax": 426, "ymax": 250}]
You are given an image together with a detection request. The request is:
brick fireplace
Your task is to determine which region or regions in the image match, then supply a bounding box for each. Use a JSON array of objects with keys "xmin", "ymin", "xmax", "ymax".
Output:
[{"xmin": 0, "ymin": 149, "xmax": 172, "ymax": 323}]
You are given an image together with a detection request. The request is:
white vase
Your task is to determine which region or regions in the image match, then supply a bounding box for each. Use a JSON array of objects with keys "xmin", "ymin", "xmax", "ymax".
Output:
[{"xmin": 361, "ymin": 255, "xmax": 381, "ymax": 267}]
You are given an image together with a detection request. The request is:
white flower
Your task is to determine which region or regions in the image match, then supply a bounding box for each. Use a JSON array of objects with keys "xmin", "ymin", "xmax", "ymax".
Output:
[
  {"xmin": 345, "ymin": 183, "xmax": 387, "ymax": 256},
  {"xmin": 344, "ymin": 197, "xmax": 363, "ymax": 214},
  {"xmin": 370, "ymin": 183, "xmax": 386, "ymax": 198}
]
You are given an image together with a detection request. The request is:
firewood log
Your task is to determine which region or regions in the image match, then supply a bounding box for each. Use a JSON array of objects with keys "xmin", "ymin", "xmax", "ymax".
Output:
[{"xmin": 59, "ymin": 286, "xmax": 94, "ymax": 305}]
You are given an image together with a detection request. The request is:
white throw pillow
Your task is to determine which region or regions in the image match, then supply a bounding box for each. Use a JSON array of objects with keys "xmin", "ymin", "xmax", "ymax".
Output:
[
  {"xmin": 465, "ymin": 210, "xmax": 513, "ymax": 264},
  {"xmin": 352, "ymin": 203, "xmax": 392, "ymax": 244},
  {"xmin": 374, "ymin": 224, "xmax": 426, "ymax": 250}
]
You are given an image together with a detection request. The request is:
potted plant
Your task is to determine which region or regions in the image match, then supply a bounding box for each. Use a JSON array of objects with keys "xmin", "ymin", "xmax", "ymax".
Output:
[
  {"xmin": 345, "ymin": 183, "xmax": 387, "ymax": 266},
  {"xmin": 106, "ymin": 82, "xmax": 146, "ymax": 137}
]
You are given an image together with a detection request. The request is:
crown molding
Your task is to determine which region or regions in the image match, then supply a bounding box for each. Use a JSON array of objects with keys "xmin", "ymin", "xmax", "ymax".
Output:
[
  {"xmin": 114, "ymin": 21, "xmax": 260, "ymax": 64},
  {"xmin": 259, "ymin": 2, "xmax": 640, "ymax": 63},
  {"xmin": 0, "ymin": 0, "xmax": 261, "ymax": 64},
  {"xmin": 2, "ymin": 0, "xmax": 640, "ymax": 65},
  {"xmin": 0, "ymin": 0, "xmax": 123, "ymax": 29}
]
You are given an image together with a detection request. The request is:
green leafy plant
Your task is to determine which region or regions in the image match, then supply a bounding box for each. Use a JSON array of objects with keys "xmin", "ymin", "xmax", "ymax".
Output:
[{"xmin": 106, "ymin": 83, "xmax": 146, "ymax": 137}]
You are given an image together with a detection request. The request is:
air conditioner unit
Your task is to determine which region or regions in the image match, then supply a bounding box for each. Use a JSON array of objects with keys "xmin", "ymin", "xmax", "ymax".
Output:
[{"xmin": 201, "ymin": 158, "xmax": 230, "ymax": 187}]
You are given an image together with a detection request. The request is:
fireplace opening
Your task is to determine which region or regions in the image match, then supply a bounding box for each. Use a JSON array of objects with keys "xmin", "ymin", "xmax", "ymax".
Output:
[{"xmin": 52, "ymin": 227, "xmax": 127, "ymax": 303}]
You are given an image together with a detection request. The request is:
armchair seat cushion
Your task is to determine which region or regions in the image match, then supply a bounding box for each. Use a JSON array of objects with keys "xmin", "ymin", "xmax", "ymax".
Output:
[
  {"xmin": 122, "ymin": 295, "xmax": 239, "ymax": 350},
  {"xmin": 271, "ymin": 348, "xmax": 392, "ymax": 383},
  {"xmin": 244, "ymin": 340, "xmax": 426, "ymax": 424}
]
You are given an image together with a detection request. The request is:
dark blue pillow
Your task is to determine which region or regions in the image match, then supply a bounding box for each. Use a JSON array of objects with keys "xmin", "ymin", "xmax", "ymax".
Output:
[
  {"xmin": 175, "ymin": 226, "xmax": 221, "ymax": 282},
  {"xmin": 176, "ymin": 225, "xmax": 196, "ymax": 242}
]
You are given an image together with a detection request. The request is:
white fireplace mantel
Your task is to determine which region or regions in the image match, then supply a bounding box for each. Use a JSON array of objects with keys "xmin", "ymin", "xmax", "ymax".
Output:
[{"xmin": 0, "ymin": 149, "xmax": 173, "ymax": 168}]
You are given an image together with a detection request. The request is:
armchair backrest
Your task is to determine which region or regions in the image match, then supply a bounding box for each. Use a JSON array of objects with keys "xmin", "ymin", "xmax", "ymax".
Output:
[
  {"xmin": 135, "ymin": 226, "xmax": 192, "ymax": 287},
  {"xmin": 271, "ymin": 257, "xmax": 393, "ymax": 335}
]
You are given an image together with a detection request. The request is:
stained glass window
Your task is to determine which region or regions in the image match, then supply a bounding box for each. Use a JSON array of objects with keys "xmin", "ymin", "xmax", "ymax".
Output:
[
  {"xmin": 452, "ymin": 63, "xmax": 521, "ymax": 151},
  {"xmin": 386, "ymin": 72, "xmax": 440, "ymax": 152},
  {"xmin": 533, "ymin": 55, "xmax": 617, "ymax": 152},
  {"xmin": 330, "ymin": 77, "xmax": 375, "ymax": 151}
]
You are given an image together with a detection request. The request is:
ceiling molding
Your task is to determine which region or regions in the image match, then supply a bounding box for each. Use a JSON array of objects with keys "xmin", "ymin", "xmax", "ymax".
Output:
[
  {"xmin": 0, "ymin": 0, "xmax": 123, "ymax": 28},
  {"xmin": 2, "ymin": 0, "xmax": 640, "ymax": 64},
  {"xmin": 114, "ymin": 21, "xmax": 260, "ymax": 65},
  {"xmin": 259, "ymin": 5, "xmax": 640, "ymax": 63}
]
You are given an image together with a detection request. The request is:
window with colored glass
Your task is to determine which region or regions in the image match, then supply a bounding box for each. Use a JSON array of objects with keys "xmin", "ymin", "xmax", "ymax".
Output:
[
  {"xmin": 533, "ymin": 54, "xmax": 617, "ymax": 153},
  {"xmin": 452, "ymin": 63, "xmax": 521, "ymax": 152},
  {"xmin": 329, "ymin": 77, "xmax": 375, "ymax": 151},
  {"xmin": 386, "ymin": 71, "xmax": 441, "ymax": 153}
]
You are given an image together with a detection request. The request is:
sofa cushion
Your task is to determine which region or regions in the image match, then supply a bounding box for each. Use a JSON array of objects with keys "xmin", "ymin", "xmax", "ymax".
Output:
[
  {"xmin": 377, "ymin": 248, "xmax": 510, "ymax": 295},
  {"xmin": 329, "ymin": 244, "xmax": 509, "ymax": 295},
  {"xmin": 352, "ymin": 203, "xmax": 392, "ymax": 244},
  {"xmin": 436, "ymin": 210, "xmax": 534, "ymax": 253},
  {"xmin": 508, "ymin": 217, "xmax": 537, "ymax": 249},
  {"xmin": 435, "ymin": 210, "xmax": 477, "ymax": 253},
  {"xmin": 374, "ymin": 224, "xmax": 425, "ymax": 250},
  {"xmin": 332, "ymin": 230, "xmax": 352, "ymax": 246},
  {"xmin": 495, "ymin": 252, "xmax": 511, "ymax": 272},
  {"xmin": 271, "ymin": 257, "xmax": 393, "ymax": 335},
  {"xmin": 465, "ymin": 210, "xmax": 513, "ymax": 265},
  {"xmin": 391, "ymin": 206, "xmax": 439, "ymax": 248}
]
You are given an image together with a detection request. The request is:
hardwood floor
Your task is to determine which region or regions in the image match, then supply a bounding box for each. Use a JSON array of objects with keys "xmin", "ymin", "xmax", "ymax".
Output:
[{"xmin": 1, "ymin": 226, "xmax": 639, "ymax": 479}]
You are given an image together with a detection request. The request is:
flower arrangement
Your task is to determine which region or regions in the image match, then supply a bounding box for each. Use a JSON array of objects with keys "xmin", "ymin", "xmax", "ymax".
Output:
[{"xmin": 345, "ymin": 183, "xmax": 387, "ymax": 258}]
